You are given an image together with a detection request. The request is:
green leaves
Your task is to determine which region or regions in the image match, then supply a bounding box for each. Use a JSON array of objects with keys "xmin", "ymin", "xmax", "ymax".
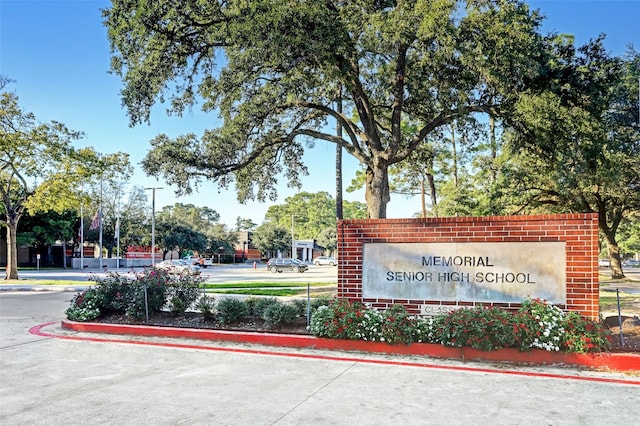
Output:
[{"xmin": 106, "ymin": 1, "xmax": 552, "ymax": 218}]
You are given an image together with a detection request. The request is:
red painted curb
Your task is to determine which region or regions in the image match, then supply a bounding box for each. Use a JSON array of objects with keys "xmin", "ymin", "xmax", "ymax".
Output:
[{"xmin": 61, "ymin": 320, "xmax": 640, "ymax": 373}]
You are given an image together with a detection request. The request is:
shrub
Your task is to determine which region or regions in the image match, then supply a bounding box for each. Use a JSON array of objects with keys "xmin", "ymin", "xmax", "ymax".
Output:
[
  {"xmin": 308, "ymin": 298, "xmax": 611, "ymax": 354},
  {"xmin": 353, "ymin": 308, "xmax": 384, "ymax": 342},
  {"xmin": 216, "ymin": 298, "xmax": 249, "ymax": 324},
  {"xmin": 263, "ymin": 303, "xmax": 299, "ymax": 326},
  {"xmin": 517, "ymin": 298, "xmax": 565, "ymax": 352},
  {"xmin": 291, "ymin": 299, "xmax": 309, "ymax": 317},
  {"xmin": 117, "ymin": 270, "xmax": 168, "ymax": 319},
  {"xmin": 248, "ymin": 297, "xmax": 281, "ymax": 317},
  {"xmin": 165, "ymin": 274, "xmax": 203, "ymax": 314},
  {"xmin": 562, "ymin": 312, "xmax": 611, "ymax": 353},
  {"xmin": 65, "ymin": 289, "xmax": 101, "ymax": 322},
  {"xmin": 91, "ymin": 272, "xmax": 134, "ymax": 313},
  {"xmin": 434, "ymin": 307, "xmax": 516, "ymax": 351},
  {"xmin": 410, "ymin": 316, "xmax": 437, "ymax": 344},
  {"xmin": 381, "ymin": 304, "xmax": 415, "ymax": 344},
  {"xmin": 310, "ymin": 296, "xmax": 332, "ymax": 311},
  {"xmin": 309, "ymin": 299, "xmax": 376, "ymax": 340},
  {"xmin": 195, "ymin": 295, "xmax": 216, "ymax": 321}
]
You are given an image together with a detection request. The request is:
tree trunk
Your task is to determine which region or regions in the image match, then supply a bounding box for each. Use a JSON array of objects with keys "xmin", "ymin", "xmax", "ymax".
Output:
[
  {"xmin": 420, "ymin": 178, "xmax": 426, "ymax": 219},
  {"xmin": 5, "ymin": 221, "xmax": 19, "ymax": 280},
  {"xmin": 365, "ymin": 162, "xmax": 390, "ymax": 219},
  {"xmin": 451, "ymin": 124, "xmax": 458, "ymax": 187},
  {"xmin": 489, "ymin": 116, "xmax": 497, "ymax": 184},
  {"xmin": 601, "ymin": 227, "xmax": 625, "ymax": 279},
  {"xmin": 427, "ymin": 172, "xmax": 438, "ymax": 217},
  {"xmin": 335, "ymin": 93, "xmax": 343, "ymax": 221},
  {"xmin": 62, "ymin": 240, "xmax": 67, "ymax": 269}
]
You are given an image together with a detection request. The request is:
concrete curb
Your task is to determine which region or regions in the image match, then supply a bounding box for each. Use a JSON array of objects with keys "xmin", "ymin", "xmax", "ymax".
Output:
[{"xmin": 61, "ymin": 320, "xmax": 640, "ymax": 373}]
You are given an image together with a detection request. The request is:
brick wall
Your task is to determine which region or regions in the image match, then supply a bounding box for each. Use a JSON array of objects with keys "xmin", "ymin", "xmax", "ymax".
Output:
[{"xmin": 337, "ymin": 214, "xmax": 599, "ymax": 320}]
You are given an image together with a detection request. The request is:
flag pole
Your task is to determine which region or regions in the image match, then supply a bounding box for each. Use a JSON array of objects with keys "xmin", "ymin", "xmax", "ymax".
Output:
[
  {"xmin": 99, "ymin": 176, "xmax": 103, "ymax": 270},
  {"xmin": 80, "ymin": 203, "xmax": 84, "ymax": 269},
  {"xmin": 116, "ymin": 217, "xmax": 120, "ymax": 270},
  {"xmin": 116, "ymin": 184, "xmax": 120, "ymax": 270}
]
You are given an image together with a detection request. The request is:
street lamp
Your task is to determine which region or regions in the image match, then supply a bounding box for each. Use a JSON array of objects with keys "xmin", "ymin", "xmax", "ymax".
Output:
[{"xmin": 144, "ymin": 187, "xmax": 163, "ymax": 267}]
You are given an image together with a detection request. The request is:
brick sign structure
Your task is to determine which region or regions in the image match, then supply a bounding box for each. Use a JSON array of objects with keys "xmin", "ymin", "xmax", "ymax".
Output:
[{"xmin": 337, "ymin": 214, "xmax": 599, "ymax": 320}]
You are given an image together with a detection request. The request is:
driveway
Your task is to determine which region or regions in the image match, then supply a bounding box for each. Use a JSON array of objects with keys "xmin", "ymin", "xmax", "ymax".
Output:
[{"xmin": 1, "ymin": 291, "xmax": 639, "ymax": 425}]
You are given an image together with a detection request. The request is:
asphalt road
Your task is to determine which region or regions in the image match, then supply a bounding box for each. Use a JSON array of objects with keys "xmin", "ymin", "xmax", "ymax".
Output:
[
  {"xmin": 1, "ymin": 291, "xmax": 639, "ymax": 425},
  {"xmin": 12, "ymin": 263, "xmax": 338, "ymax": 285}
]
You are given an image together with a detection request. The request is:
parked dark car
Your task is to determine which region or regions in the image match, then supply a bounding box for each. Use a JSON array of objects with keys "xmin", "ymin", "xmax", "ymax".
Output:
[{"xmin": 266, "ymin": 258, "xmax": 309, "ymax": 273}]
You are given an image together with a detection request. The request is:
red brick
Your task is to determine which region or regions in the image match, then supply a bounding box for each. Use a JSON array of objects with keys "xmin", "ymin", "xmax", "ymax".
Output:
[{"xmin": 338, "ymin": 214, "xmax": 599, "ymax": 320}]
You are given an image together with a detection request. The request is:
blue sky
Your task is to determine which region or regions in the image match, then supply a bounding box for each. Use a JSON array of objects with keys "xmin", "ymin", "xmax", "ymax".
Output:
[{"xmin": 1, "ymin": 0, "xmax": 638, "ymax": 227}]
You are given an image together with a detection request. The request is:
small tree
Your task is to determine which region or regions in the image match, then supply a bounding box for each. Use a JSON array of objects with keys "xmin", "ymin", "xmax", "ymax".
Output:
[{"xmin": 0, "ymin": 80, "xmax": 132, "ymax": 278}]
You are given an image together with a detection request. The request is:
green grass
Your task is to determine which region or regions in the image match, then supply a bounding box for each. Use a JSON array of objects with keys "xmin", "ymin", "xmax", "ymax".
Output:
[
  {"xmin": 207, "ymin": 288, "xmax": 307, "ymax": 297},
  {"xmin": 599, "ymin": 290, "xmax": 639, "ymax": 313},
  {"xmin": 204, "ymin": 282, "xmax": 337, "ymax": 297},
  {"xmin": 0, "ymin": 279, "xmax": 95, "ymax": 286},
  {"xmin": 202, "ymin": 282, "xmax": 334, "ymax": 289}
]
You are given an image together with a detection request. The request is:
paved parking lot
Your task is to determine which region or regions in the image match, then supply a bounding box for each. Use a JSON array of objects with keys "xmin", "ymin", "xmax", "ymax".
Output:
[{"xmin": 11, "ymin": 263, "xmax": 338, "ymax": 285}]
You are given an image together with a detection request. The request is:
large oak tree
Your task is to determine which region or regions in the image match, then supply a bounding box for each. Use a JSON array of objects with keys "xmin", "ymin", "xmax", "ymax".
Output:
[{"xmin": 104, "ymin": 0, "xmax": 545, "ymax": 218}]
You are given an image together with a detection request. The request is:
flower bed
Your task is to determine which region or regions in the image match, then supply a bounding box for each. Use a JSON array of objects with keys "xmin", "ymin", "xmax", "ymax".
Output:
[
  {"xmin": 65, "ymin": 270, "xmax": 629, "ymax": 367},
  {"xmin": 309, "ymin": 298, "xmax": 612, "ymax": 355}
]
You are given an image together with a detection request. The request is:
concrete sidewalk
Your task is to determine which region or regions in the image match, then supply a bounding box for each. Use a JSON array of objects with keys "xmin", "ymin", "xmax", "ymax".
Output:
[
  {"xmin": 2, "ymin": 292, "xmax": 639, "ymax": 425},
  {"xmin": 13, "ymin": 321, "xmax": 640, "ymax": 425}
]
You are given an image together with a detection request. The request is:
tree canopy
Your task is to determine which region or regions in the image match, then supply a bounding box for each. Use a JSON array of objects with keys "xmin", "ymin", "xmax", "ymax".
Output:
[
  {"xmin": 264, "ymin": 191, "xmax": 367, "ymax": 240},
  {"xmin": 154, "ymin": 203, "xmax": 236, "ymax": 256},
  {"xmin": 500, "ymin": 40, "xmax": 640, "ymax": 278},
  {"xmin": 105, "ymin": 0, "xmax": 546, "ymax": 218}
]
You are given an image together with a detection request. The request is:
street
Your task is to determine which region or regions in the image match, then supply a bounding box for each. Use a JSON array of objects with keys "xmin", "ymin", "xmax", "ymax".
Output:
[
  {"xmin": 14, "ymin": 263, "xmax": 338, "ymax": 284},
  {"xmin": 1, "ymin": 291, "xmax": 639, "ymax": 425}
]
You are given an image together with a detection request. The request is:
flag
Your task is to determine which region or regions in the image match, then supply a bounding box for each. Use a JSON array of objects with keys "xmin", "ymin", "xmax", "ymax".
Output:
[
  {"xmin": 89, "ymin": 211, "xmax": 100, "ymax": 230},
  {"xmin": 115, "ymin": 218, "xmax": 120, "ymax": 239}
]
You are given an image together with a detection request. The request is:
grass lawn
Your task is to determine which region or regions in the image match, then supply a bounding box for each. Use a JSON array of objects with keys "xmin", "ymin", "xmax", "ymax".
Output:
[{"xmin": 599, "ymin": 289, "xmax": 639, "ymax": 313}]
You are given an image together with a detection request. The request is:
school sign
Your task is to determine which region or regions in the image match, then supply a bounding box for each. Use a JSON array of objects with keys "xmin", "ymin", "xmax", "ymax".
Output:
[{"xmin": 337, "ymin": 214, "xmax": 599, "ymax": 320}]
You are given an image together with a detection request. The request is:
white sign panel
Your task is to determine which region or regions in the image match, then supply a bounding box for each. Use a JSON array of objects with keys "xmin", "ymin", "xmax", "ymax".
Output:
[{"xmin": 362, "ymin": 242, "xmax": 566, "ymax": 304}]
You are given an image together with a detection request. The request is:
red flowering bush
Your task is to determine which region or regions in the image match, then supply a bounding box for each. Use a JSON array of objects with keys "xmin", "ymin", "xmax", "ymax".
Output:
[
  {"xmin": 562, "ymin": 312, "xmax": 612, "ymax": 353},
  {"xmin": 309, "ymin": 299, "xmax": 371, "ymax": 340},
  {"xmin": 310, "ymin": 300, "xmax": 432, "ymax": 343},
  {"xmin": 309, "ymin": 298, "xmax": 612, "ymax": 354},
  {"xmin": 434, "ymin": 307, "xmax": 516, "ymax": 351}
]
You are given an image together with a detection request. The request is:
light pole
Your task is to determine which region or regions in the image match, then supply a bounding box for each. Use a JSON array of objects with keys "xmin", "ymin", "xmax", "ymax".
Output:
[{"xmin": 144, "ymin": 187, "xmax": 163, "ymax": 267}]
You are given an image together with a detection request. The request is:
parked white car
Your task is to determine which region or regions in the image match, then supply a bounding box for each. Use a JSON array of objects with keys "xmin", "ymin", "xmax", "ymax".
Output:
[
  {"xmin": 182, "ymin": 256, "xmax": 213, "ymax": 268},
  {"xmin": 155, "ymin": 259, "xmax": 201, "ymax": 276},
  {"xmin": 313, "ymin": 256, "xmax": 337, "ymax": 266}
]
